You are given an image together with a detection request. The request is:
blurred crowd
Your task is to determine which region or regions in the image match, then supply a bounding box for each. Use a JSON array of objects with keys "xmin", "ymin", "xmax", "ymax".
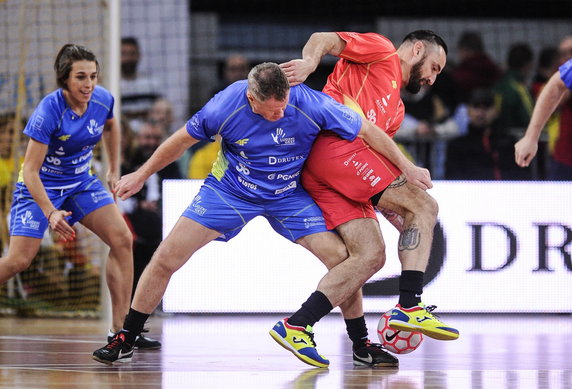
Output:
[{"xmin": 118, "ymin": 32, "xmax": 572, "ymax": 199}]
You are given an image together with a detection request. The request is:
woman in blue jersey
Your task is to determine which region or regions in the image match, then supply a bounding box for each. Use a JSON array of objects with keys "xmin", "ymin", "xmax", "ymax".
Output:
[{"xmin": 0, "ymin": 44, "xmax": 133, "ymax": 338}]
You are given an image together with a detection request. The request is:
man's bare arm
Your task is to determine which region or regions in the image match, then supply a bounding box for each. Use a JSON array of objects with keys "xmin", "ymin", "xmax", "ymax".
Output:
[
  {"xmin": 280, "ymin": 32, "xmax": 345, "ymax": 86},
  {"xmin": 357, "ymin": 119, "xmax": 433, "ymax": 190}
]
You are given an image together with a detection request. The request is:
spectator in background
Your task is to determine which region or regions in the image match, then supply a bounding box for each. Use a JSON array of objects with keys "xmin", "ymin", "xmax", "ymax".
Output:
[
  {"xmin": 120, "ymin": 37, "xmax": 162, "ymax": 132},
  {"xmin": 451, "ymin": 31, "xmax": 501, "ymax": 104},
  {"xmin": 493, "ymin": 43, "xmax": 535, "ymax": 136},
  {"xmin": 531, "ymin": 47, "xmax": 560, "ymax": 99},
  {"xmin": 211, "ymin": 54, "xmax": 251, "ymax": 96},
  {"xmin": 446, "ymin": 88, "xmax": 531, "ymax": 180},
  {"xmin": 516, "ymin": 38, "xmax": 572, "ymax": 180},
  {"xmin": 122, "ymin": 120, "xmax": 182, "ymax": 303},
  {"xmin": 395, "ymin": 83, "xmax": 459, "ymax": 179},
  {"xmin": 148, "ymin": 97, "xmax": 176, "ymax": 134}
]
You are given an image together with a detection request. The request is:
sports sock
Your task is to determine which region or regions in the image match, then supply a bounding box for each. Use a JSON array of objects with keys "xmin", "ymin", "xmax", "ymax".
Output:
[
  {"xmin": 122, "ymin": 308, "xmax": 150, "ymax": 344},
  {"xmin": 398, "ymin": 270, "xmax": 424, "ymax": 308},
  {"xmin": 288, "ymin": 291, "xmax": 333, "ymax": 328},
  {"xmin": 345, "ymin": 315, "xmax": 368, "ymax": 350}
]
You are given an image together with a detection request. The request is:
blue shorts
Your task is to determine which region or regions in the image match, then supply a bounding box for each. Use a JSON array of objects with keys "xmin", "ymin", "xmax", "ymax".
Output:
[
  {"xmin": 181, "ymin": 179, "xmax": 329, "ymax": 242},
  {"xmin": 9, "ymin": 176, "xmax": 114, "ymax": 238}
]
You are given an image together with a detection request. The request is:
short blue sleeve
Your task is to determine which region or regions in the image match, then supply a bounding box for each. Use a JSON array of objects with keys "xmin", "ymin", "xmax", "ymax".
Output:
[
  {"xmin": 23, "ymin": 94, "xmax": 60, "ymax": 144},
  {"xmin": 559, "ymin": 59, "xmax": 572, "ymax": 90},
  {"xmin": 291, "ymin": 84, "xmax": 361, "ymax": 141},
  {"xmin": 185, "ymin": 98, "xmax": 222, "ymax": 142}
]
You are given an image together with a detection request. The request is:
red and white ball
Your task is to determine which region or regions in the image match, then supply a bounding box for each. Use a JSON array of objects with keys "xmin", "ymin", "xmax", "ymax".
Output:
[{"xmin": 377, "ymin": 310, "xmax": 423, "ymax": 354}]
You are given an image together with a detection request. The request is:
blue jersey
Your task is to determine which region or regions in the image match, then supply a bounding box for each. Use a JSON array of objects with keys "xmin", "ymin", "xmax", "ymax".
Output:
[
  {"xmin": 186, "ymin": 81, "xmax": 361, "ymax": 200},
  {"xmin": 22, "ymin": 85, "xmax": 114, "ymax": 189},
  {"xmin": 560, "ymin": 58, "xmax": 572, "ymax": 90}
]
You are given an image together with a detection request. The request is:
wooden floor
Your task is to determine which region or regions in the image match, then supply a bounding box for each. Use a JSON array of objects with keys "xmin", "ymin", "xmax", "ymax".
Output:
[{"xmin": 0, "ymin": 313, "xmax": 570, "ymax": 388}]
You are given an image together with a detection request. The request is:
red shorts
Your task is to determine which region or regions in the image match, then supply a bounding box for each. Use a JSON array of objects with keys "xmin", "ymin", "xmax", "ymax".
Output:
[{"xmin": 302, "ymin": 132, "xmax": 402, "ymax": 229}]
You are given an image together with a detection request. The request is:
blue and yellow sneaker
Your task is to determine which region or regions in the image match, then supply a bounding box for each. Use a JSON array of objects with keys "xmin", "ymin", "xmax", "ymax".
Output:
[
  {"xmin": 269, "ymin": 318, "xmax": 329, "ymax": 368},
  {"xmin": 388, "ymin": 304, "xmax": 459, "ymax": 341}
]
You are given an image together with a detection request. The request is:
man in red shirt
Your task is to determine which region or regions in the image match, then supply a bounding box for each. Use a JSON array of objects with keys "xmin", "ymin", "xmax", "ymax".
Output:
[{"xmin": 275, "ymin": 31, "xmax": 459, "ymax": 364}]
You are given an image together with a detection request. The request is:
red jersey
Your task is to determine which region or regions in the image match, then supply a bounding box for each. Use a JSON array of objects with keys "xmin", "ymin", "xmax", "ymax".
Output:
[
  {"xmin": 323, "ymin": 32, "xmax": 404, "ymax": 137},
  {"xmin": 302, "ymin": 32, "xmax": 405, "ymax": 229}
]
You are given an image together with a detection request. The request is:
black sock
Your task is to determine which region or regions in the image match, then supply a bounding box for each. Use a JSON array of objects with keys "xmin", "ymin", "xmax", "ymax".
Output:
[
  {"xmin": 288, "ymin": 291, "xmax": 333, "ymax": 328},
  {"xmin": 122, "ymin": 308, "xmax": 150, "ymax": 344},
  {"xmin": 345, "ymin": 316, "xmax": 368, "ymax": 349},
  {"xmin": 398, "ymin": 270, "xmax": 424, "ymax": 308}
]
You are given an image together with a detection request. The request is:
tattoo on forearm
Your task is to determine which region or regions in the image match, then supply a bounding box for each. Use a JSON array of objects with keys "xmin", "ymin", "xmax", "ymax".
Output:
[
  {"xmin": 398, "ymin": 226, "xmax": 420, "ymax": 251},
  {"xmin": 388, "ymin": 175, "xmax": 407, "ymax": 189}
]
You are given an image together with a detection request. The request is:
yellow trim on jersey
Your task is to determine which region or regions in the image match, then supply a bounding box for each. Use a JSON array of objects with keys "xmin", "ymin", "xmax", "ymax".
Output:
[{"xmin": 211, "ymin": 148, "xmax": 228, "ymax": 181}]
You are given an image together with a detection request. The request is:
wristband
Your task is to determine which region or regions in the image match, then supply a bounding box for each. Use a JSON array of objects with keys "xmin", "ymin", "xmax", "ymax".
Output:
[{"xmin": 47, "ymin": 209, "xmax": 57, "ymax": 223}]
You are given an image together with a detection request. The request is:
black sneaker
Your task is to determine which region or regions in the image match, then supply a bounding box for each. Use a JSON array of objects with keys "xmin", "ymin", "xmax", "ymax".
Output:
[
  {"xmin": 93, "ymin": 332, "xmax": 134, "ymax": 365},
  {"xmin": 134, "ymin": 333, "xmax": 161, "ymax": 350},
  {"xmin": 352, "ymin": 340, "xmax": 399, "ymax": 367},
  {"xmin": 107, "ymin": 329, "xmax": 161, "ymax": 350}
]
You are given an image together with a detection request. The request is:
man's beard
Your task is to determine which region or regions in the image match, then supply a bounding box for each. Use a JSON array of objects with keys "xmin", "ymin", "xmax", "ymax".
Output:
[{"xmin": 405, "ymin": 59, "xmax": 425, "ymax": 94}]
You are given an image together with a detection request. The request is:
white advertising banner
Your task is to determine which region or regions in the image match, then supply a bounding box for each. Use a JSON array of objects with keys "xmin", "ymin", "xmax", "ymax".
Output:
[{"xmin": 162, "ymin": 180, "xmax": 572, "ymax": 313}]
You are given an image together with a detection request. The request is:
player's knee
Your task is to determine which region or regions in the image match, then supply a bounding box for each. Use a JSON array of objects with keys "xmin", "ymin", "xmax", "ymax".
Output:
[
  {"xmin": 413, "ymin": 193, "xmax": 439, "ymax": 225},
  {"xmin": 108, "ymin": 226, "xmax": 133, "ymax": 253},
  {"xmin": 361, "ymin": 244, "xmax": 386, "ymax": 274}
]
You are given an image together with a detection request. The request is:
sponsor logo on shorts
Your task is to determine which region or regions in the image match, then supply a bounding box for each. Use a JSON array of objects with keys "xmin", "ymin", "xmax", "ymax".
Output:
[
  {"xmin": 190, "ymin": 195, "xmax": 207, "ymax": 216},
  {"xmin": 345, "ymin": 158, "xmax": 382, "ymax": 187},
  {"xmin": 235, "ymin": 138, "xmax": 249, "ymax": 146},
  {"xmin": 55, "ymin": 147, "xmax": 65, "ymax": 156},
  {"xmin": 274, "ymin": 181, "xmax": 296, "ymax": 195},
  {"xmin": 237, "ymin": 175, "xmax": 257, "ymax": 190},
  {"xmin": 58, "ymin": 134, "xmax": 71, "ymax": 141},
  {"xmin": 21, "ymin": 210, "xmax": 40, "ymax": 230},
  {"xmin": 271, "ymin": 128, "xmax": 295, "ymax": 146},
  {"xmin": 304, "ymin": 216, "xmax": 325, "ymax": 228},
  {"xmin": 91, "ymin": 190, "xmax": 109, "ymax": 203},
  {"xmin": 343, "ymin": 153, "xmax": 357, "ymax": 166},
  {"xmin": 87, "ymin": 119, "xmax": 104, "ymax": 136}
]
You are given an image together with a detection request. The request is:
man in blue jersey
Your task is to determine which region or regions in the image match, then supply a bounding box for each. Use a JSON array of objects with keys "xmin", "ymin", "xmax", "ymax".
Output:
[{"xmin": 92, "ymin": 62, "xmax": 421, "ymax": 367}]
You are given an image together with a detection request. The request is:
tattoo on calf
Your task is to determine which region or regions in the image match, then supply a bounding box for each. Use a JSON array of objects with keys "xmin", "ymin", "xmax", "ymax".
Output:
[
  {"xmin": 388, "ymin": 175, "xmax": 407, "ymax": 189},
  {"xmin": 398, "ymin": 226, "xmax": 420, "ymax": 251}
]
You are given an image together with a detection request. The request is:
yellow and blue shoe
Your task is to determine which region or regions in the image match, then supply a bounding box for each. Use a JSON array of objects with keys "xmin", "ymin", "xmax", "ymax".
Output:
[
  {"xmin": 269, "ymin": 318, "xmax": 329, "ymax": 368},
  {"xmin": 388, "ymin": 304, "xmax": 460, "ymax": 341}
]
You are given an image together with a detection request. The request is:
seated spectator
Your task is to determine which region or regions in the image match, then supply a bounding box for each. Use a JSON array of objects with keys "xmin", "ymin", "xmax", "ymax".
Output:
[
  {"xmin": 122, "ymin": 120, "xmax": 182, "ymax": 299},
  {"xmin": 451, "ymin": 31, "xmax": 502, "ymax": 103},
  {"xmin": 446, "ymin": 88, "xmax": 532, "ymax": 180},
  {"xmin": 493, "ymin": 43, "xmax": 535, "ymax": 136},
  {"xmin": 148, "ymin": 97, "xmax": 176, "ymax": 134},
  {"xmin": 120, "ymin": 37, "xmax": 162, "ymax": 132},
  {"xmin": 211, "ymin": 54, "xmax": 250, "ymax": 96}
]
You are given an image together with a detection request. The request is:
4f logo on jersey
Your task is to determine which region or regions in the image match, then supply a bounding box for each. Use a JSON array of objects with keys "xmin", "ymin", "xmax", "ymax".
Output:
[
  {"xmin": 271, "ymin": 128, "xmax": 295, "ymax": 146},
  {"xmin": 58, "ymin": 134, "xmax": 71, "ymax": 141},
  {"xmin": 87, "ymin": 119, "xmax": 104, "ymax": 136},
  {"xmin": 235, "ymin": 138, "xmax": 249, "ymax": 146}
]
